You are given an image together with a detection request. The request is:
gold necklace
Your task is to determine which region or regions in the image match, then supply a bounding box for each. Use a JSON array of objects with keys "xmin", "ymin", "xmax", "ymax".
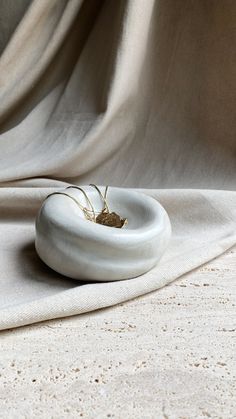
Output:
[{"xmin": 46, "ymin": 185, "xmax": 127, "ymax": 228}]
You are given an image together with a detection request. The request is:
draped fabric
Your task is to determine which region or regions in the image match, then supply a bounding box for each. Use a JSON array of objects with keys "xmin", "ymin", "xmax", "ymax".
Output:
[{"xmin": 0, "ymin": 0, "xmax": 235, "ymax": 330}]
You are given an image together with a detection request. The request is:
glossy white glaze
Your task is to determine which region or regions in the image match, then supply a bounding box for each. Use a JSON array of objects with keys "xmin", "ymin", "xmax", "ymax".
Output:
[{"xmin": 35, "ymin": 186, "xmax": 171, "ymax": 281}]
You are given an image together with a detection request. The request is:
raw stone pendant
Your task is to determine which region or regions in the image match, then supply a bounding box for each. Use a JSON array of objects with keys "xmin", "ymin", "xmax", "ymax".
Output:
[{"xmin": 96, "ymin": 210, "xmax": 127, "ymax": 228}]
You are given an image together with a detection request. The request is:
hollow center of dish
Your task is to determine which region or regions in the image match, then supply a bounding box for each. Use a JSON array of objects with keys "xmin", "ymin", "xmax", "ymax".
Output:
[{"xmin": 66, "ymin": 189, "xmax": 157, "ymax": 231}]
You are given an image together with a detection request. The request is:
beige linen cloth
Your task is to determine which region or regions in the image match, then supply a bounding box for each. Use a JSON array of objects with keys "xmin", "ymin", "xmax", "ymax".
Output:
[{"xmin": 0, "ymin": 0, "xmax": 235, "ymax": 330}]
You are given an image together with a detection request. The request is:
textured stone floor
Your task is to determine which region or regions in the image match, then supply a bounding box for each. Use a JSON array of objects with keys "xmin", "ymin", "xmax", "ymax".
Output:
[{"xmin": 0, "ymin": 247, "xmax": 235, "ymax": 419}]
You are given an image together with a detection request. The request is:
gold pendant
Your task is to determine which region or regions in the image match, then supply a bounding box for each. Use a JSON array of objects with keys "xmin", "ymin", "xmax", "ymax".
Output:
[{"xmin": 96, "ymin": 210, "xmax": 127, "ymax": 228}]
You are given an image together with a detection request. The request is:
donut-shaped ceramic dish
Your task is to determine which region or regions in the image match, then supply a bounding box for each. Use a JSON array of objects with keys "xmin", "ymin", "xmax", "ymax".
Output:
[{"xmin": 35, "ymin": 186, "xmax": 171, "ymax": 281}]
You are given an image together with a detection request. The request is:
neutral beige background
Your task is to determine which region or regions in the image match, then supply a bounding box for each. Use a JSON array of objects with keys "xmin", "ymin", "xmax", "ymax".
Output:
[{"xmin": 0, "ymin": 0, "xmax": 235, "ymax": 330}]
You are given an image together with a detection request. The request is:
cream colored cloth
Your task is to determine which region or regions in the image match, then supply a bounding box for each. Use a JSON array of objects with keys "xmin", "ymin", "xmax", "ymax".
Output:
[{"xmin": 0, "ymin": 0, "xmax": 235, "ymax": 330}]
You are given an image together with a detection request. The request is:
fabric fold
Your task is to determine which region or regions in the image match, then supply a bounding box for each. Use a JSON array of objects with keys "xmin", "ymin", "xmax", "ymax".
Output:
[
  {"xmin": 0, "ymin": 0, "xmax": 235, "ymax": 329},
  {"xmin": 0, "ymin": 185, "xmax": 235, "ymax": 330}
]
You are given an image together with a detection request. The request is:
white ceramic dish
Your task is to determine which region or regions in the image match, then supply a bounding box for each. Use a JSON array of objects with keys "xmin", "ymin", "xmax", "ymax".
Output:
[{"xmin": 35, "ymin": 186, "xmax": 171, "ymax": 281}]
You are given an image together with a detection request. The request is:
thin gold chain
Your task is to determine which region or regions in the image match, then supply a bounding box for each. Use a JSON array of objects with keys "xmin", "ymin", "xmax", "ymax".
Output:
[
  {"xmin": 89, "ymin": 184, "xmax": 110, "ymax": 212},
  {"xmin": 46, "ymin": 186, "xmax": 109, "ymax": 222},
  {"xmin": 45, "ymin": 191, "xmax": 95, "ymax": 222}
]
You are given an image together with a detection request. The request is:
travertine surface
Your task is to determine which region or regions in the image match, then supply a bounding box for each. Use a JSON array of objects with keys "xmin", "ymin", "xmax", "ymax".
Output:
[{"xmin": 0, "ymin": 247, "xmax": 235, "ymax": 419}]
